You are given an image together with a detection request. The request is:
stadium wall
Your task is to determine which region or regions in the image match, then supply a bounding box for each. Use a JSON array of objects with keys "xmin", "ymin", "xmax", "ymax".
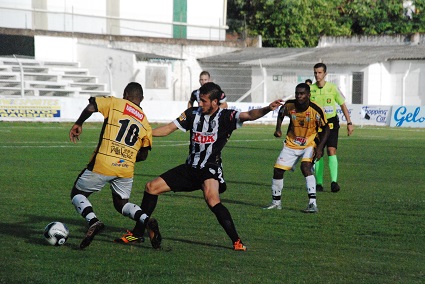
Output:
[{"xmin": 1, "ymin": 96, "xmax": 424, "ymax": 128}]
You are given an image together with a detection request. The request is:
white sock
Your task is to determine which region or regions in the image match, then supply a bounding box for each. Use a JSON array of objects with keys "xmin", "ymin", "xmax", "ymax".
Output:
[
  {"xmin": 71, "ymin": 194, "xmax": 97, "ymax": 223},
  {"xmin": 272, "ymin": 178, "xmax": 283, "ymax": 204},
  {"xmin": 305, "ymin": 175, "xmax": 317, "ymax": 205},
  {"xmin": 122, "ymin": 203, "xmax": 148, "ymax": 223}
]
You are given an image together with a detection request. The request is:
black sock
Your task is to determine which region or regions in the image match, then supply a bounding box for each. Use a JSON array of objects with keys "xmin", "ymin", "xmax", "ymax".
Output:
[
  {"xmin": 132, "ymin": 191, "xmax": 158, "ymax": 236},
  {"xmin": 210, "ymin": 203, "xmax": 239, "ymax": 243}
]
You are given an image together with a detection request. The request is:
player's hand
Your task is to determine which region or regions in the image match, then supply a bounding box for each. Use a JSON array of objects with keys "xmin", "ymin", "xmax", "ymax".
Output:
[
  {"xmin": 313, "ymin": 147, "xmax": 324, "ymax": 162},
  {"xmin": 69, "ymin": 124, "xmax": 82, "ymax": 143},
  {"xmin": 269, "ymin": 99, "xmax": 284, "ymax": 110},
  {"xmin": 274, "ymin": 130, "xmax": 282, "ymax": 138},
  {"xmin": 347, "ymin": 124, "xmax": 354, "ymax": 136}
]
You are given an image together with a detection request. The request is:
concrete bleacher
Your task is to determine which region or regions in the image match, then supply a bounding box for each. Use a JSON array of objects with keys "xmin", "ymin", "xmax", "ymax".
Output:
[{"xmin": 0, "ymin": 56, "xmax": 110, "ymax": 97}]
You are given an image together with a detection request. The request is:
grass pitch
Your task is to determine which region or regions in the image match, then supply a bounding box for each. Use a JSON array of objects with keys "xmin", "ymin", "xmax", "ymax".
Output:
[{"xmin": 0, "ymin": 122, "xmax": 424, "ymax": 283}]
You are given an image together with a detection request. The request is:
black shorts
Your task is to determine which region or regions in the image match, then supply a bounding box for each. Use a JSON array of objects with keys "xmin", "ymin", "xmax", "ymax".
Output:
[
  {"xmin": 325, "ymin": 116, "xmax": 340, "ymax": 149},
  {"xmin": 160, "ymin": 164, "xmax": 227, "ymax": 193}
]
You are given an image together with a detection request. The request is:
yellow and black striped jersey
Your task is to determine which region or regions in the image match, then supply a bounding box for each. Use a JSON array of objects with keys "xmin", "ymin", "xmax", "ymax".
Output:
[
  {"xmin": 86, "ymin": 96, "xmax": 152, "ymax": 178},
  {"xmin": 279, "ymin": 100, "xmax": 327, "ymax": 150}
]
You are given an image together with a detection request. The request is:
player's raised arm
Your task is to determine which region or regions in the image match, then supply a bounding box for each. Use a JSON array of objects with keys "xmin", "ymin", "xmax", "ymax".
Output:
[{"xmin": 239, "ymin": 99, "xmax": 283, "ymax": 123}]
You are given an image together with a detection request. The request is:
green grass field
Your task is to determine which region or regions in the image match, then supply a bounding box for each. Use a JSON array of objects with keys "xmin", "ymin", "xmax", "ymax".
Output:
[{"xmin": 0, "ymin": 122, "xmax": 424, "ymax": 283}]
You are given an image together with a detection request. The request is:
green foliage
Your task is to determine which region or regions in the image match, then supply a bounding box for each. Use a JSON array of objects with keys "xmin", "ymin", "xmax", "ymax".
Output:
[
  {"xmin": 0, "ymin": 122, "xmax": 424, "ymax": 283},
  {"xmin": 227, "ymin": 0, "xmax": 425, "ymax": 47}
]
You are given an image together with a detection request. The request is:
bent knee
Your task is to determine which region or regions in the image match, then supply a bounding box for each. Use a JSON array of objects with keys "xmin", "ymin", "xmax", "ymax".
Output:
[{"xmin": 145, "ymin": 178, "xmax": 169, "ymax": 195}]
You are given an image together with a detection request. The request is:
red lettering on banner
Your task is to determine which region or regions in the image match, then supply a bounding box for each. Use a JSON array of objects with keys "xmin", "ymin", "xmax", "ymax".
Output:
[
  {"xmin": 193, "ymin": 132, "xmax": 216, "ymax": 144},
  {"xmin": 123, "ymin": 104, "xmax": 144, "ymax": 121}
]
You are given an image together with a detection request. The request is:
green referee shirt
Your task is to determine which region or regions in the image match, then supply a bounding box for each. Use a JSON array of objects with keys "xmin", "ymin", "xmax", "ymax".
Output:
[{"xmin": 310, "ymin": 82, "xmax": 346, "ymax": 119}]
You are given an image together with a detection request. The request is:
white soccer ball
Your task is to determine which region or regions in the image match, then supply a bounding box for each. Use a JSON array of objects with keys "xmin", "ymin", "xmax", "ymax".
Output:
[{"xmin": 44, "ymin": 222, "xmax": 69, "ymax": 246}]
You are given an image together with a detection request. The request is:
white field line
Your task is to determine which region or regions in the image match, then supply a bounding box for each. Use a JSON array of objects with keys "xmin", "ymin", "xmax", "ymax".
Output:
[{"xmin": 2, "ymin": 136, "xmax": 423, "ymax": 148}]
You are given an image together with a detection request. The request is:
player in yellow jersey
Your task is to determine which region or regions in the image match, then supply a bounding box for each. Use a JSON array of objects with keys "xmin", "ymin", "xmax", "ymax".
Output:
[
  {"xmin": 264, "ymin": 83, "xmax": 329, "ymax": 213},
  {"xmin": 69, "ymin": 82, "xmax": 160, "ymax": 249},
  {"xmin": 310, "ymin": 63, "xmax": 354, "ymax": 193}
]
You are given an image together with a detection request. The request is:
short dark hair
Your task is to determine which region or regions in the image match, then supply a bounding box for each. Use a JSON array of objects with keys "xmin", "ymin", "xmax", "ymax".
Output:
[
  {"xmin": 314, "ymin": 62, "xmax": 327, "ymax": 72},
  {"xmin": 124, "ymin": 82, "xmax": 144, "ymax": 100},
  {"xmin": 296, "ymin": 83, "xmax": 310, "ymax": 93},
  {"xmin": 200, "ymin": 71, "xmax": 210, "ymax": 78},
  {"xmin": 199, "ymin": 82, "xmax": 223, "ymax": 103},
  {"xmin": 305, "ymin": 79, "xmax": 312, "ymax": 84}
]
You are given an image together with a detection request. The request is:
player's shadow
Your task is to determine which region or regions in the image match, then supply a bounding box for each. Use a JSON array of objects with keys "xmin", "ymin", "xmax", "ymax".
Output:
[
  {"xmin": 0, "ymin": 214, "xmax": 159, "ymax": 250},
  {"xmin": 164, "ymin": 237, "xmax": 229, "ymax": 250}
]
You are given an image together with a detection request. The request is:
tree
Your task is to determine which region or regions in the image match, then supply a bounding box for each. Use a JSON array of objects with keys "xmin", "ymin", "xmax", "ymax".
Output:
[{"xmin": 227, "ymin": 0, "xmax": 425, "ymax": 47}]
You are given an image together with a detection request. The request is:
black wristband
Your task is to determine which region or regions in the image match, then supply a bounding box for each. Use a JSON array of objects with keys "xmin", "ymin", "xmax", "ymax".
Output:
[{"xmin": 347, "ymin": 122, "xmax": 352, "ymax": 125}]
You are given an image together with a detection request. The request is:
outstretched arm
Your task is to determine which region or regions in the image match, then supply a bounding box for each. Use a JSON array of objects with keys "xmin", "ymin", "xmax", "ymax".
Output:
[
  {"xmin": 69, "ymin": 103, "xmax": 96, "ymax": 143},
  {"xmin": 239, "ymin": 99, "xmax": 283, "ymax": 123},
  {"xmin": 152, "ymin": 122, "xmax": 178, "ymax": 137}
]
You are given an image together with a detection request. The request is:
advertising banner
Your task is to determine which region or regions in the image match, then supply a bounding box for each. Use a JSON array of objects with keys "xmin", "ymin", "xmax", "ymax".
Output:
[{"xmin": 390, "ymin": 106, "xmax": 425, "ymax": 128}]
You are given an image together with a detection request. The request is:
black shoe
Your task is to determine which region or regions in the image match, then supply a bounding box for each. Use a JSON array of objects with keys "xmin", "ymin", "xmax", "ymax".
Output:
[
  {"xmin": 331, "ymin": 182, "xmax": 340, "ymax": 193},
  {"xmin": 80, "ymin": 221, "xmax": 105, "ymax": 249},
  {"xmin": 147, "ymin": 218, "xmax": 162, "ymax": 249},
  {"xmin": 316, "ymin": 184, "xmax": 324, "ymax": 192}
]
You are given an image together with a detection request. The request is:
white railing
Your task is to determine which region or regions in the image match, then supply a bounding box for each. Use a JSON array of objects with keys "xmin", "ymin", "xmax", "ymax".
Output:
[{"xmin": 0, "ymin": 5, "xmax": 228, "ymax": 41}]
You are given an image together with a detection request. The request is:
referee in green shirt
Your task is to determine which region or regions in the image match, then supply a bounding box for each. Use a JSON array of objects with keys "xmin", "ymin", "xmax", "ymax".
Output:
[{"xmin": 310, "ymin": 63, "xmax": 354, "ymax": 192}]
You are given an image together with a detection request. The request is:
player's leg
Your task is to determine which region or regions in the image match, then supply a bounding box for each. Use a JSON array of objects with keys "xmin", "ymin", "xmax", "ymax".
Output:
[
  {"xmin": 315, "ymin": 157, "xmax": 325, "ymax": 191},
  {"xmin": 264, "ymin": 145, "xmax": 296, "ymax": 209},
  {"xmin": 300, "ymin": 147, "xmax": 318, "ymax": 213},
  {"xmin": 202, "ymin": 178, "xmax": 246, "ymax": 251},
  {"xmin": 70, "ymin": 169, "xmax": 108, "ymax": 249},
  {"xmin": 114, "ymin": 178, "xmax": 166, "ymax": 248},
  {"xmin": 263, "ymin": 167, "xmax": 285, "ymax": 209},
  {"xmin": 109, "ymin": 178, "xmax": 146, "ymax": 244},
  {"xmin": 327, "ymin": 118, "xmax": 341, "ymax": 192}
]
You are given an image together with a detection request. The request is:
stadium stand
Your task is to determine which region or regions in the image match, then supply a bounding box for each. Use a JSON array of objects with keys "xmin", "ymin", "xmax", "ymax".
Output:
[{"xmin": 0, "ymin": 56, "xmax": 109, "ymax": 97}]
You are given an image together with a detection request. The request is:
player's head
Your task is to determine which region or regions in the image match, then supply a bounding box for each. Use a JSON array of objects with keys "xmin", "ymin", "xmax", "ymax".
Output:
[
  {"xmin": 305, "ymin": 79, "xmax": 312, "ymax": 85},
  {"xmin": 314, "ymin": 63, "xmax": 327, "ymax": 72},
  {"xmin": 199, "ymin": 82, "xmax": 223, "ymax": 114},
  {"xmin": 294, "ymin": 83, "xmax": 310, "ymax": 111},
  {"xmin": 123, "ymin": 82, "xmax": 144, "ymax": 105},
  {"xmin": 313, "ymin": 63, "xmax": 327, "ymax": 83},
  {"xmin": 199, "ymin": 71, "xmax": 211, "ymax": 86}
]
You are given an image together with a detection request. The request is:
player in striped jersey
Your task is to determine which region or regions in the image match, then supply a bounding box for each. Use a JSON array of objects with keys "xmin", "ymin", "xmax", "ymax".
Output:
[
  {"xmin": 117, "ymin": 82, "xmax": 282, "ymax": 251},
  {"xmin": 69, "ymin": 82, "xmax": 160, "ymax": 249},
  {"xmin": 264, "ymin": 83, "xmax": 329, "ymax": 213}
]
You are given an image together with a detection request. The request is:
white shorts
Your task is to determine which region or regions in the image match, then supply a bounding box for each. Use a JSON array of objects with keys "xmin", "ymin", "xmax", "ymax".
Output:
[
  {"xmin": 274, "ymin": 144, "xmax": 314, "ymax": 171},
  {"xmin": 75, "ymin": 169, "xmax": 133, "ymax": 199}
]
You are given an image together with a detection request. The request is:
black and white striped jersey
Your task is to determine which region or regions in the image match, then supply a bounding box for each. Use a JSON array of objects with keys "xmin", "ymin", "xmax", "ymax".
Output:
[{"xmin": 173, "ymin": 107, "xmax": 242, "ymax": 168}]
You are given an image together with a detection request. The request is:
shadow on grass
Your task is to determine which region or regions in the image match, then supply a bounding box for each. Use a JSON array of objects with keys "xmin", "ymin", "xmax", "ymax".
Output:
[
  {"xmin": 1, "ymin": 214, "xmax": 232, "ymax": 252},
  {"xmin": 0, "ymin": 215, "xmax": 157, "ymax": 251}
]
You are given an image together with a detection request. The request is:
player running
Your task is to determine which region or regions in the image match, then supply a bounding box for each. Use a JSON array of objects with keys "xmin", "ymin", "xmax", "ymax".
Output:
[{"xmin": 69, "ymin": 82, "xmax": 161, "ymax": 249}]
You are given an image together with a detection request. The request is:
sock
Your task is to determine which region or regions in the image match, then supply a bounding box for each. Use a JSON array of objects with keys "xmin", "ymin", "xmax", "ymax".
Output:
[
  {"xmin": 131, "ymin": 191, "xmax": 158, "ymax": 236},
  {"xmin": 329, "ymin": 155, "xmax": 338, "ymax": 182},
  {"xmin": 315, "ymin": 158, "xmax": 324, "ymax": 185},
  {"xmin": 210, "ymin": 203, "xmax": 239, "ymax": 243},
  {"xmin": 271, "ymin": 178, "xmax": 283, "ymax": 204},
  {"xmin": 306, "ymin": 175, "xmax": 317, "ymax": 205},
  {"xmin": 71, "ymin": 194, "xmax": 98, "ymax": 225},
  {"xmin": 122, "ymin": 203, "xmax": 148, "ymax": 237}
]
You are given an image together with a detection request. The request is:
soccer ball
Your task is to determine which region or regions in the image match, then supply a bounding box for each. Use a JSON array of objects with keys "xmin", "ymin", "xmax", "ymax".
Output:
[{"xmin": 44, "ymin": 222, "xmax": 69, "ymax": 246}]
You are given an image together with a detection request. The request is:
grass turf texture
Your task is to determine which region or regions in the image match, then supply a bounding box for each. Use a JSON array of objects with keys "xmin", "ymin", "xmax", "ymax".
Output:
[{"xmin": 0, "ymin": 122, "xmax": 424, "ymax": 283}]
